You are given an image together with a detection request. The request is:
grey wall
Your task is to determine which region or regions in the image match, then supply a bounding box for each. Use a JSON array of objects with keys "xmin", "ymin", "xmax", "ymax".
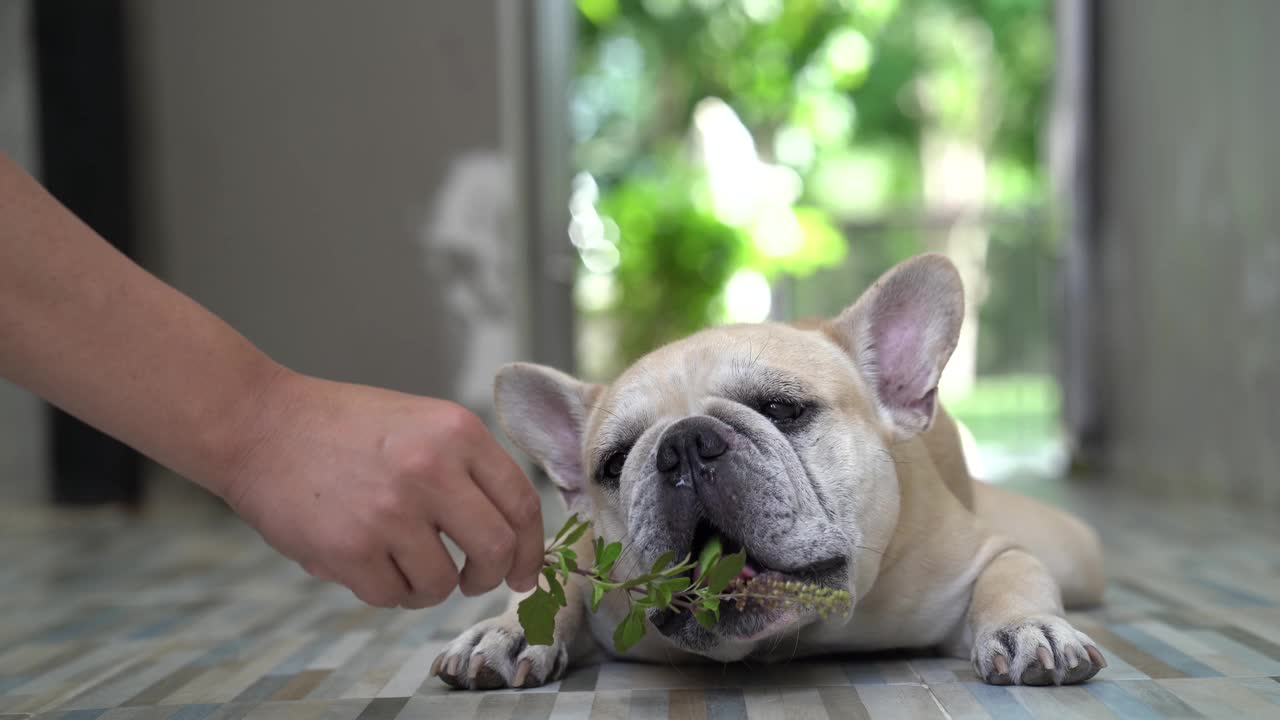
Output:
[
  {"xmin": 1092, "ymin": 0, "xmax": 1280, "ymax": 509},
  {"xmin": 0, "ymin": 0, "xmax": 45, "ymax": 504},
  {"xmin": 127, "ymin": 0, "xmax": 528, "ymax": 405}
]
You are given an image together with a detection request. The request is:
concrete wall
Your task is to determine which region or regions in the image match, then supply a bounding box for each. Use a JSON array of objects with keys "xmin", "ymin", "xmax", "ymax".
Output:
[
  {"xmin": 127, "ymin": 0, "xmax": 528, "ymax": 407},
  {"xmin": 1092, "ymin": 0, "xmax": 1280, "ymax": 508}
]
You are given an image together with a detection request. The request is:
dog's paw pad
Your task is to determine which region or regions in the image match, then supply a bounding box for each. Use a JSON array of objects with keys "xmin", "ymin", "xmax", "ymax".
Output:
[
  {"xmin": 972, "ymin": 615, "xmax": 1106, "ymax": 686},
  {"xmin": 432, "ymin": 619, "xmax": 568, "ymax": 690}
]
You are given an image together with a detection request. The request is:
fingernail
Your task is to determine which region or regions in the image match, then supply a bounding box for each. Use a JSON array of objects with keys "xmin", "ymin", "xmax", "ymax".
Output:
[
  {"xmin": 514, "ymin": 658, "xmax": 532, "ymax": 687},
  {"xmin": 1086, "ymin": 645, "xmax": 1108, "ymax": 668},
  {"xmin": 430, "ymin": 654, "xmax": 444, "ymax": 677},
  {"xmin": 1036, "ymin": 646, "xmax": 1055, "ymax": 671},
  {"xmin": 447, "ymin": 656, "xmax": 461, "ymax": 677},
  {"xmin": 1066, "ymin": 647, "xmax": 1080, "ymax": 669},
  {"xmin": 993, "ymin": 654, "xmax": 1009, "ymax": 675}
]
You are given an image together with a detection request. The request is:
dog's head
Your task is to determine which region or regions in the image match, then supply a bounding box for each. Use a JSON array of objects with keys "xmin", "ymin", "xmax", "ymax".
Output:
[{"xmin": 495, "ymin": 254, "xmax": 964, "ymax": 660}]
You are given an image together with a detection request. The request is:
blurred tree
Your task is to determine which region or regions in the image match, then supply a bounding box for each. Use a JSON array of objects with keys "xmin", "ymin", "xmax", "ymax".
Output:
[{"xmin": 571, "ymin": 0, "xmax": 1053, "ymax": 380}]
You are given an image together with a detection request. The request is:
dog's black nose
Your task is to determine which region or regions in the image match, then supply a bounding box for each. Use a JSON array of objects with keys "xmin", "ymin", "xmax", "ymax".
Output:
[{"xmin": 655, "ymin": 416, "xmax": 728, "ymax": 484}]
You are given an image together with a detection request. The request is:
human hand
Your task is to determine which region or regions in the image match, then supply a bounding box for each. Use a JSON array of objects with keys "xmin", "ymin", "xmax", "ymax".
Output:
[{"xmin": 217, "ymin": 372, "xmax": 543, "ymax": 608}]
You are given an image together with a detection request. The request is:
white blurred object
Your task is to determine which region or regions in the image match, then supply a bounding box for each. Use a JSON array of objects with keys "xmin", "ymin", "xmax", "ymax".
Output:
[
  {"xmin": 419, "ymin": 151, "xmax": 517, "ymax": 417},
  {"xmin": 955, "ymin": 415, "xmax": 1068, "ymax": 484},
  {"xmin": 723, "ymin": 269, "xmax": 773, "ymax": 323},
  {"xmin": 691, "ymin": 97, "xmax": 802, "ymax": 229}
]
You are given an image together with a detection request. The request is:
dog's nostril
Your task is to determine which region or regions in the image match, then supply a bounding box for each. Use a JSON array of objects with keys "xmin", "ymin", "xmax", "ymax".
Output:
[
  {"xmin": 695, "ymin": 428, "xmax": 726, "ymax": 459},
  {"xmin": 656, "ymin": 441, "xmax": 680, "ymax": 473},
  {"xmin": 656, "ymin": 417, "xmax": 729, "ymax": 480}
]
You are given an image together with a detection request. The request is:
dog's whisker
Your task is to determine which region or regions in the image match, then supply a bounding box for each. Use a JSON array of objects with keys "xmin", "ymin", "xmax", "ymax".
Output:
[{"xmin": 586, "ymin": 402, "xmax": 624, "ymax": 423}]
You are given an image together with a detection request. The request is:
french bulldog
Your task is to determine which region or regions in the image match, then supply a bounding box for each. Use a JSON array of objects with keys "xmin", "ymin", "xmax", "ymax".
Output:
[{"xmin": 432, "ymin": 253, "xmax": 1107, "ymax": 689}]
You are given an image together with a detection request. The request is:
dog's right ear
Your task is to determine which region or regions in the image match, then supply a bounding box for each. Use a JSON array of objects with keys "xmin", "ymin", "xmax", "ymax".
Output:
[
  {"xmin": 824, "ymin": 253, "xmax": 964, "ymax": 439},
  {"xmin": 494, "ymin": 363, "xmax": 602, "ymax": 515}
]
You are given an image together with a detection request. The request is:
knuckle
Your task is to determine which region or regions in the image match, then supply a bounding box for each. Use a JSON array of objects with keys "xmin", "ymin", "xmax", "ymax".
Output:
[
  {"xmin": 391, "ymin": 443, "xmax": 439, "ymax": 478},
  {"xmin": 440, "ymin": 404, "xmax": 484, "ymax": 440},
  {"xmin": 372, "ymin": 487, "xmax": 408, "ymax": 522},
  {"xmin": 338, "ymin": 533, "xmax": 381, "ymax": 564}
]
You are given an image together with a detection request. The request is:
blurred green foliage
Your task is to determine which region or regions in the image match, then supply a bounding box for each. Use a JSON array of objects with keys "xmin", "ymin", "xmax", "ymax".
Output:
[
  {"xmin": 946, "ymin": 373, "xmax": 1060, "ymax": 452},
  {"xmin": 597, "ymin": 174, "xmax": 746, "ymax": 363},
  {"xmin": 571, "ymin": 0, "xmax": 1055, "ymax": 378}
]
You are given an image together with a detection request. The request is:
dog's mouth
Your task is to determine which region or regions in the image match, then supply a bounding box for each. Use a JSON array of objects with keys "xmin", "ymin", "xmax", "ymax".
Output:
[
  {"xmin": 689, "ymin": 516, "xmax": 758, "ymax": 583},
  {"xmin": 687, "ymin": 516, "xmax": 844, "ymax": 583},
  {"xmin": 652, "ymin": 515, "xmax": 848, "ymax": 643}
]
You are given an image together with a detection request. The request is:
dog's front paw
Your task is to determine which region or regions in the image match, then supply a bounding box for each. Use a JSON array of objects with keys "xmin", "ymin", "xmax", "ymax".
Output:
[
  {"xmin": 972, "ymin": 615, "xmax": 1106, "ymax": 686},
  {"xmin": 431, "ymin": 618, "xmax": 568, "ymax": 690}
]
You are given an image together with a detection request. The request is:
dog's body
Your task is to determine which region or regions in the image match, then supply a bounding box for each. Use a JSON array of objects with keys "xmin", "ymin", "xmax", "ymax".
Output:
[{"xmin": 434, "ymin": 255, "xmax": 1107, "ymax": 690}]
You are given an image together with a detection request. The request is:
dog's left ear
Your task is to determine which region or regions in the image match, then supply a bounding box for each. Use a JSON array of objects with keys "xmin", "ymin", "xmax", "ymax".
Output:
[
  {"xmin": 494, "ymin": 363, "xmax": 603, "ymax": 515},
  {"xmin": 825, "ymin": 253, "xmax": 964, "ymax": 438}
]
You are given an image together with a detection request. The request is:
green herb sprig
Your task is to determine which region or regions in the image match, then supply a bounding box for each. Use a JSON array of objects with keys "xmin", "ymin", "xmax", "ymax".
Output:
[{"xmin": 517, "ymin": 514, "xmax": 853, "ymax": 653}]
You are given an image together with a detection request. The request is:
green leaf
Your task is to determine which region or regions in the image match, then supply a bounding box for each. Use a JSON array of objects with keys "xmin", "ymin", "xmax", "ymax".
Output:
[
  {"xmin": 596, "ymin": 541, "xmax": 623, "ymax": 576},
  {"xmin": 702, "ymin": 597, "xmax": 720, "ymax": 615},
  {"xmin": 650, "ymin": 551, "xmax": 676, "ymax": 575},
  {"xmin": 705, "ymin": 551, "xmax": 747, "ymax": 594},
  {"xmin": 698, "ymin": 535, "xmax": 723, "ymax": 575},
  {"xmin": 651, "ymin": 581, "xmax": 673, "ymax": 609},
  {"xmin": 590, "ymin": 581, "xmax": 608, "ymax": 612},
  {"xmin": 544, "ymin": 569, "xmax": 566, "ymax": 607},
  {"xmin": 559, "ymin": 548, "xmax": 578, "ymax": 573},
  {"xmin": 517, "ymin": 588, "xmax": 559, "ymax": 646},
  {"xmin": 693, "ymin": 607, "xmax": 717, "ymax": 630},
  {"xmin": 660, "ymin": 576, "xmax": 691, "ymax": 595},
  {"xmin": 613, "ymin": 607, "xmax": 647, "ymax": 653},
  {"xmin": 649, "ymin": 576, "xmax": 688, "ymax": 611},
  {"xmin": 552, "ymin": 513, "xmax": 581, "ymax": 544},
  {"xmin": 560, "ymin": 516, "xmax": 590, "ymax": 548}
]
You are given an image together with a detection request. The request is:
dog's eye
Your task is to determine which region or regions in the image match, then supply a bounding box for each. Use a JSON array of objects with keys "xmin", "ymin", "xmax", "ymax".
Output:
[
  {"xmin": 602, "ymin": 451, "xmax": 628, "ymax": 479},
  {"xmin": 760, "ymin": 400, "xmax": 804, "ymax": 424}
]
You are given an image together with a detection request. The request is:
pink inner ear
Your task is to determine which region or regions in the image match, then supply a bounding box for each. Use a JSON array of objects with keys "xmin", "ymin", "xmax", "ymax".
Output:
[
  {"xmin": 537, "ymin": 393, "xmax": 587, "ymax": 497},
  {"xmin": 875, "ymin": 312, "xmax": 934, "ymax": 411}
]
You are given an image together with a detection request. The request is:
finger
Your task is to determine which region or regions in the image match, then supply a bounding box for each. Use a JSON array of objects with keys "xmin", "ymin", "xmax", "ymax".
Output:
[
  {"xmin": 434, "ymin": 473, "xmax": 518, "ymax": 596},
  {"xmin": 301, "ymin": 559, "xmax": 336, "ymax": 582},
  {"xmin": 465, "ymin": 437, "xmax": 544, "ymax": 591},
  {"xmin": 338, "ymin": 555, "xmax": 411, "ymax": 608},
  {"xmin": 391, "ymin": 529, "xmax": 459, "ymax": 609}
]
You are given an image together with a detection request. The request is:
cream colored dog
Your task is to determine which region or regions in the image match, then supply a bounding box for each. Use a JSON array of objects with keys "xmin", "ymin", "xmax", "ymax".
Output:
[{"xmin": 434, "ymin": 254, "xmax": 1107, "ymax": 689}]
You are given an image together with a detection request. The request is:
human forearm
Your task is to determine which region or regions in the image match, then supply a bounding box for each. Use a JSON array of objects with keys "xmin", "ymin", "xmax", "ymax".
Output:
[
  {"xmin": 0, "ymin": 152, "xmax": 284, "ymax": 496},
  {"xmin": 0, "ymin": 151, "xmax": 544, "ymax": 607}
]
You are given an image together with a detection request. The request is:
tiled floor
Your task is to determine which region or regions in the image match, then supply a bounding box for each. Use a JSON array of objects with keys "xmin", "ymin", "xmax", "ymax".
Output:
[{"xmin": 1, "ymin": 478, "xmax": 1278, "ymax": 720}]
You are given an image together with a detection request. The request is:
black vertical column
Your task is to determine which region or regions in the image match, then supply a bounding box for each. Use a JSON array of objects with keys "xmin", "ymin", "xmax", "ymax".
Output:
[{"xmin": 31, "ymin": 0, "xmax": 144, "ymax": 507}]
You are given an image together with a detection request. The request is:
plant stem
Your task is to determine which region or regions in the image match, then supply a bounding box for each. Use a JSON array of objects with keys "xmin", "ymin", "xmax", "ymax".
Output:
[{"xmin": 552, "ymin": 558, "xmax": 846, "ymax": 616}]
